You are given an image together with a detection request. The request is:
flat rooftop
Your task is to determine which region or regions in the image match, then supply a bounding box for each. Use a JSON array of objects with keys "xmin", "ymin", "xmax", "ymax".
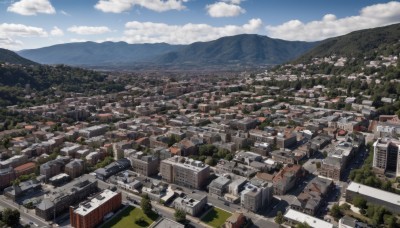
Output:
[
  {"xmin": 347, "ymin": 182, "xmax": 400, "ymax": 206},
  {"xmin": 73, "ymin": 189, "xmax": 118, "ymax": 216},
  {"xmin": 284, "ymin": 209, "xmax": 334, "ymax": 228}
]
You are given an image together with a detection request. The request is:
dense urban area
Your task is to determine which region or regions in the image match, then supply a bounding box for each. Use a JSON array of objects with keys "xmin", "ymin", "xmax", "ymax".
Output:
[{"xmin": 0, "ymin": 16, "xmax": 399, "ymax": 228}]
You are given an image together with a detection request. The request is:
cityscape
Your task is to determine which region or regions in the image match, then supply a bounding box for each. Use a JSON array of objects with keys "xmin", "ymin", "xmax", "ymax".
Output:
[{"xmin": 0, "ymin": 1, "xmax": 400, "ymax": 228}]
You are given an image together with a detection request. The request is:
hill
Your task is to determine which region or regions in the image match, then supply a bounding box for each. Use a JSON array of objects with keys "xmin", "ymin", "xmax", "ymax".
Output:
[
  {"xmin": 0, "ymin": 48, "xmax": 37, "ymax": 65},
  {"xmin": 18, "ymin": 42, "xmax": 182, "ymax": 66},
  {"xmin": 296, "ymin": 23, "xmax": 400, "ymax": 62},
  {"xmin": 18, "ymin": 35, "xmax": 317, "ymax": 68},
  {"xmin": 156, "ymin": 34, "xmax": 317, "ymax": 66}
]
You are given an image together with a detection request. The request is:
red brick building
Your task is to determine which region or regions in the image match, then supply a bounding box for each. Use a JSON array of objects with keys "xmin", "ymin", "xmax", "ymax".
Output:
[
  {"xmin": 70, "ymin": 190, "xmax": 121, "ymax": 228},
  {"xmin": 14, "ymin": 162, "xmax": 36, "ymax": 177}
]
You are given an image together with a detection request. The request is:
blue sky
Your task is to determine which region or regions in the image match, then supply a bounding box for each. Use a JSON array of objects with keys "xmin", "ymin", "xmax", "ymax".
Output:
[{"xmin": 0, "ymin": 0, "xmax": 399, "ymax": 50}]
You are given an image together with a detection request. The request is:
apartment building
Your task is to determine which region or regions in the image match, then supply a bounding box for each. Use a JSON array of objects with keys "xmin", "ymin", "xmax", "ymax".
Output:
[
  {"xmin": 70, "ymin": 190, "xmax": 121, "ymax": 228},
  {"xmin": 160, "ymin": 156, "xmax": 210, "ymax": 189},
  {"xmin": 373, "ymin": 138, "xmax": 400, "ymax": 176},
  {"xmin": 129, "ymin": 152, "xmax": 159, "ymax": 177}
]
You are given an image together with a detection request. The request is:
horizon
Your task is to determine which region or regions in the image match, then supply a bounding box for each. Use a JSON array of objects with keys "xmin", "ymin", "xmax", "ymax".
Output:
[{"xmin": 0, "ymin": 0, "xmax": 400, "ymax": 50}]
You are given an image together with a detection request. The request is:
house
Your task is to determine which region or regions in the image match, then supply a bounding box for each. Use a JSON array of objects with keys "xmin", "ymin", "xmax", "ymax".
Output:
[{"xmin": 273, "ymin": 164, "xmax": 303, "ymax": 195}]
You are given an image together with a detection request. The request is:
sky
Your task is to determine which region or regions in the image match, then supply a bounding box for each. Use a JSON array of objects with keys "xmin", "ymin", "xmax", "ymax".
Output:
[{"xmin": 0, "ymin": 0, "xmax": 400, "ymax": 50}]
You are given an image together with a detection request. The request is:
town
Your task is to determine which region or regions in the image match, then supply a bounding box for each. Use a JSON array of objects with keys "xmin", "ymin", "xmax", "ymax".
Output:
[{"xmin": 0, "ymin": 51, "xmax": 399, "ymax": 228}]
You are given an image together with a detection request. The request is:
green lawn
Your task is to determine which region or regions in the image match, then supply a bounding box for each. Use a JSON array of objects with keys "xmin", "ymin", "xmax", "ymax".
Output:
[
  {"xmin": 201, "ymin": 207, "xmax": 232, "ymax": 228},
  {"xmin": 101, "ymin": 205, "xmax": 159, "ymax": 228}
]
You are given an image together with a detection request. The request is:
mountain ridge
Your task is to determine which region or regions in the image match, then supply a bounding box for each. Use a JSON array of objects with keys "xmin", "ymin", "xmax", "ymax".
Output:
[
  {"xmin": 18, "ymin": 34, "xmax": 317, "ymax": 67},
  {"xmin": 0, "ymin": 48, "xmax": 37, "ymax": 65}
]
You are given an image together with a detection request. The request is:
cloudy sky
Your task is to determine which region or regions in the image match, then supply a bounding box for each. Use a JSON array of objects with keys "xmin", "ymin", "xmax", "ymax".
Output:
[{"xmin": 1, "ymin": 0, "xmax": 400, "ymax": 50}]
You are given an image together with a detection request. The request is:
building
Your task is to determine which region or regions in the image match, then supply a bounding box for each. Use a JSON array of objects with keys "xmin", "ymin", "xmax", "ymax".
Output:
[
  {"xmin": 4, "ymin": 179, "xmax": 41, "ymax": 201},
  {"xmin": 70, "ymin": 189, "xmax": 122, "ymax": 228},
  {"xmin": 346, "ymin": 182, "xmax": 400, "ymax": 214},
  {"xmin": 320, "ymin": 141, "xmax": 355, "ymax": 181},
  {"xmin": 290, "ymin": 177, "xmax": 333, "ymax": 215},
  {"xmin": 338, "ymin": 215, "xmax": 369, "ymax": 228},
  {"xmin": 373, "ymin": 138, "xmax": 400, "ymax": 176},
  {"xmin": 276, "ymin": 132, "xmax": 297, "ymax": 149},
  {"xmin": 152, "ymin": 218, "xmax": 185, "ymax": 228},
  {"xmin": 14, "ymin": 162, "xmax": 36, "ymax": 177},
  {"xmin": 78, "ymin": 125, "xmax": 108, "ymax": 138},
  {"xmin": 0, "ymin": 167, "xmax": 16, "ymax": 189},
  {"xmin": 129, "ymin": 152, "xmax": 159, "ymax": 177},
  {"xmin": 271, "ymin": 148, "xmax": 297, "ymax": 164},
  {"xmin": 160, "ymin": 156, "xmax": 210, "ymax": 189},
  {"xmin": 36, "ymin": 176, "xmax": 98, "ymax": 220},
  {"xmin": 40, "ymin": 159, "xmax": 65, "ymax": 181},
  {"xmin": 284, "ymin": 209, "xmax": 334, "ymax": 228},
  {"xmin": 49, "ymin": 173, "xmax": 71, "ymax": 187},
  {"xmin": 240, "ymin": 179, "xmax": 273, "ymax": 212},
  {"xmin": 208, "ymin": 176, "xmax": 231, "ymax": 197},
  {"xmin": 173, "ymin": 193, "xmax": 207, "ymax": 216},
  {"xmin": 65, "ymin": 159, "xmax": 85, "ymax": 179},
  {"xmin": 224, "ymin": 212, "xmax": 246, "ymax": 228},
  {"xmin": 94, "ymin": 158, "xmax": 131, "ymax": 181},
  {"xmin": 273, "ymin": 164, "xmax": 303, "ymax": 195}
]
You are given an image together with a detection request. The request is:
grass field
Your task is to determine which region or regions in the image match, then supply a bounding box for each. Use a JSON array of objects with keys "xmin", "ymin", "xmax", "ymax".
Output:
[
  {"xmin": 201, "ymin": 207, "xmax": 232, "ymax": 228},
  {"xmin": 101, "ymin": 205, "xmax": 158, "ymax": 228}
]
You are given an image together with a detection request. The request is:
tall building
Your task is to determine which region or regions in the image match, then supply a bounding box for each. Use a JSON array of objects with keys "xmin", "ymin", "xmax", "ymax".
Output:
[
  {"xmin": 70, "ymin": 189, "xmax": 121, "ymax": 228},
  {"xmin": 373, "ymin": 138, "xmax": 400, "ymax": 176},
  {"xmin": 160, "ymin": 156, "xmax": 210, "ymax": 189},
  {"xmin": 129, "ymin": 152, "xmax": 159, "ymax": 177},
  {"xmin": 240, "ymin": 179, "xmax": 273, "ymax": 212}
]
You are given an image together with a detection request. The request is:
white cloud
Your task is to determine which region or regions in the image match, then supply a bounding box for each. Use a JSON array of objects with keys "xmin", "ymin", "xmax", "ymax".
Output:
[
  {"xmin": 266, "ymin": 1, "xmax": 400, "ymax": 41},
  {"xmin": 0, "ymin": 23, "xmax": 48, "ymax": 37},
  {"xmin": 60, "ymin": 10, "xmax": 70, "ymax": 16},
  {"xmin": 50, "ymin": 26, "xmax": 64, "ymax": 36},
  {"xmin": 70, "ymin": 38, "xmax": 88, "ymax": 43},
  {"xmin": 67, "ymin": 26, "xmax": 111, "ymax": 35},
  {"xmin": 122, "ymin": 18, "xmax": 262, "ymax": 44},
  {"xmin": 95, "ymin": 0, "xmax": 187, "ymax": 13},
  {"xmin": 7, "ymin": 0, "xmax": 55, "ymax": 16},
  {"xmin": 206, "ymin": 1, "xmax": 245, "ymax": 18},
  {"xmin": 0, "ymin": 37, "xmax": 23, "ymax": 50},
  {"xmin": 223, "ymin": 0, "xmax": 243, "ymax": 4}
]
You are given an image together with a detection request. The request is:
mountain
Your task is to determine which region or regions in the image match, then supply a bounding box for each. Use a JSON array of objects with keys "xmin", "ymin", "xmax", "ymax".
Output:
[
  {"xmin": 18, "ymin": 35, "xmax": 317, "ymax": 68},
  {"xmin": 19, "ymin": 42, "xmax": 182, "ymax": 66},
  {"xmin": 0, "ymin": 48, "xmax": 37, "ymax": 65},
  {"xmin": 296, "ymin": 23, "xmax": 400, "ymax": 62},
  {"xmin": 156, "ymin": 34, "xmax": 317, "ymax": 66}
]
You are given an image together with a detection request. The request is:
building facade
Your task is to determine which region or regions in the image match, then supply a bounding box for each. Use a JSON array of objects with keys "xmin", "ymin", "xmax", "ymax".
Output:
[
  {"xmin": 160, "ymin": 156, "xmax": 210, "ymax": 189},
  {"xmin": 70, "ymin": 190, "xmax": 121, "ymax": 228}
]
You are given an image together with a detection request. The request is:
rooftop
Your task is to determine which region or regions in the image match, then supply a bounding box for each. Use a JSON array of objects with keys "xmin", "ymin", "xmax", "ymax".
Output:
[
  {"xmin": 347, "ymin": 182, "xmax": 400, "ymax": 206},
  {"xmin": 73, "ymin": 189, "xmax": 119, "ymax": 216},
  {"xmin": 284, "ymin": 209, "xmax": 334, "ymax": 228}
]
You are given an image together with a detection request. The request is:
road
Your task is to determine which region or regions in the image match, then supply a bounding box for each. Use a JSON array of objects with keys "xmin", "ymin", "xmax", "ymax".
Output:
[
  {"xmin": 0, "ymin": 196, "xmax": 48, "ymax": 227},
  {"xmin": 96, "ymin": 177, "xmax": 209, "ymax": 228}
]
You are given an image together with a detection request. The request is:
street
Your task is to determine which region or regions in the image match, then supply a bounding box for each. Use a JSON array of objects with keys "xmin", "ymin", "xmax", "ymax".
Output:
[{"xmin": 0, "ymin": 196, "xmax": 48, "ymax": 228}]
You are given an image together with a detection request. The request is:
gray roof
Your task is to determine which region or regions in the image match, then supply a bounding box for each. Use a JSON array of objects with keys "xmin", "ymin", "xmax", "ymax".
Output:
[{"xmin": 347, "ymin": 182, "xmax": 400, "ymax": 206}]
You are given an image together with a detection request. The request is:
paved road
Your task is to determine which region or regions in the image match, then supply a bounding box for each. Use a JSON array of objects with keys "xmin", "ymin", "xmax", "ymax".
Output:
[
  {"xmin": 0, "ymin": 196, "xmax": 48, "ymax": 227},
  {"xmin": 96, "ymin": 177, "xmax": 208, "ymax": 228}
]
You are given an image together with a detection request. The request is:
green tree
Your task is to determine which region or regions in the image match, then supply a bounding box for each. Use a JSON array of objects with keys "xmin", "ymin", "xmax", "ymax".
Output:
[
  {"xmin": 352, "ymin": 196, "xmax": 367, "ymax": 209},
  {"xmin": 330, "ymin": 204, "xmax": 342, "ymax": 220},
  {"xmin": 274, "ymin": 211, "xmax": 284, "ymax": 225},
  {"xmin": 2, "ymin": 208, "xmax": 20, "ymax": 227},
  {"xmin": 296, "ymin": 222, "xmax": 311, "ymax": 228},
  {"xmin": 141, "ymin": 194, "xmax": 152, "ymax": 215},
  {"xmin": 205, "ymin": 156, "xmax": 216, "ymax": 166},
  {"xmin": 383, "ymin": 214, "xmax": 397, "ymax": 228},
  {"xmin": 339, "ymin": 203, "xmax": 351, "ymax": 211},
  {"xmin": 174, "ymin": 209, "xmax": 186, "ymax": 224}
]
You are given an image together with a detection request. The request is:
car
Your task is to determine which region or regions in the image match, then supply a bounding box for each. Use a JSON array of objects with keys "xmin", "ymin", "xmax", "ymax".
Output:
[{"xmin": 224, "ymin": 202, "xmax": 230, "ymax": 206}]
